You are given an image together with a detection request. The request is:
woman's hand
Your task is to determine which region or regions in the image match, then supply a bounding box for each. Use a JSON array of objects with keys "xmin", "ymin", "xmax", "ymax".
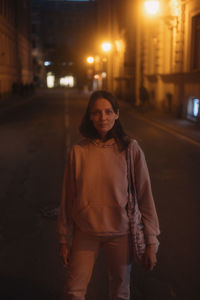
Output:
[
  {"xmin": 59, "ymin": 244, "xmax": 69, "ymax": 266},
  {"xmin": 143, "ymin": 244, "xmax": 157, "ymax": 271}
]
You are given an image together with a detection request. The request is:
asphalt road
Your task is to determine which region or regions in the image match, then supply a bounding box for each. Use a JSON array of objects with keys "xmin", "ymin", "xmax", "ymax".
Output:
[
  {"xmin": 120, "ymin": 102, "xmax": 200, "ymax": 300},
  {"xmin": 0, "ymin": 89, "xmax": 199, "ymax": 300}
]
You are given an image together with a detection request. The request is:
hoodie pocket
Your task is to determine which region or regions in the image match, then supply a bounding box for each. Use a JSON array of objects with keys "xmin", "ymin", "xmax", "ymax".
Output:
[{"xmin": 73, "ymin": 203, "xmax": 129, "ymax": 234}]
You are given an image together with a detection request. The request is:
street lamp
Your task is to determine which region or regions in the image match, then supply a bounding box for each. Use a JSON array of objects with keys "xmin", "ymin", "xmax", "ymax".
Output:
[
  {"xmin": 87, "ymin": 56, "xmax": 94, "ymax": 64},
  {"xmin": 101, "ymin": 42, "xmax": 112, "ymax": 53},
  {"xmin": 138, "ymin": 0, "xmax": 161, "ymax": 105},
  {"xmin": 100, "ymin": 42, "xmax": 113, "ymax": 89},
  {"xmin": 86, "ymin": 56, "xmax": 95, "ymax": 91},
  {"xmin": 144, "ymin": 0, "xmax": 160, "ymax": 15}
]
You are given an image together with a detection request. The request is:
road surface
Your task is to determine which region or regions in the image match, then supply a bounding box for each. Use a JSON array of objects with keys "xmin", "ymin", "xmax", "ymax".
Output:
[{"xmin": 0, "ymin": 89, "xmax": 199, "ymax": 300}]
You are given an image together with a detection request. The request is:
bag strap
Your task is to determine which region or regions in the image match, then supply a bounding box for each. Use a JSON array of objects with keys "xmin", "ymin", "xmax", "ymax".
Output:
[{"xmin": 126, "ymin": 147, "xmax": 137, "ymax": 208}]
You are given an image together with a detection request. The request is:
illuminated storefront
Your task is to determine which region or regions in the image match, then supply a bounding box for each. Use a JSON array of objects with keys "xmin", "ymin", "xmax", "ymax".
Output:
[
  {"xmin": 187, "ymin": 97, "xmax": 200, "ymax": 121},
  {"xmin": 60, "ymin": 76, "xmax": 75, "ymax": 87},
  {"xmin": 46, "ymin": 72, "xmax": 55, "ymax": 88}
]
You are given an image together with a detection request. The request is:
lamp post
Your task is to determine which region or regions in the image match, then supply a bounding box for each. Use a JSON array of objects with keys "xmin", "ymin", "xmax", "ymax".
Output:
[
  {"xmin": 141, "ymin": 0, "xmax": 181, "ymax": 110},
  {"xmin": 137, "ymin": 1, "xmax": 161, "ymax": 106},
  {"xmin": 101, "ymin": 42, "xmax": 112, "ymax": 90},
  {"xmin": 86, "ymin": 56, "xmax": 94, "ymax": 91}
]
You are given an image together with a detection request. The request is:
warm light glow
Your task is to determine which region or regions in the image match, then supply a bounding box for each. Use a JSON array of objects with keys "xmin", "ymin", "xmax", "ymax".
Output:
[
  {"xmin": 60, "ymin": 76, "xmax": 74, "ymax": 87},
  {"xmin": 87, "ymin": 56, "xmax": 94, "ymax": 64},
  {"xmin": 169, "ymin": 0, "xmax": 181, "ymax": 17},
  {"xmin": 101, "ymin": 42, "xmax": 112, "ymax": 52},
  {"xmin": 94, "ymin": 74, "xmax": 100, "ymax": 79},
  {"xmin": 101, "ymin": 72, "xmax": 107, "ymax": 78},
  {"xmin": 115, "ymin": 40, "xmax": 124, "ymax": 52},
  {"xmin": 47, "ymin": 72, "xmax": 55, "ymax": 88},
  {"xmin": 95, "ymin": 56, "xmax": 100, "ymax": 63},
  {"xmin": 144, "ymin": 0, "xmax": 160, "ymax": 15}
]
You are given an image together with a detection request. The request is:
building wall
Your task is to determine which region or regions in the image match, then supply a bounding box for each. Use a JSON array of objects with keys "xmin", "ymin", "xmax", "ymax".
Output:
[
  {"xmin": 95, "ymin": 0, "xmax": 130, "ymax": 96},
  {"xmin": 31, "ymin": 1, "xmax": 45, "ymax": 87},
  {"xmin": 137, "ymin": 0, "xmax": 200, "ymax": 120},
  {"xmin": 0, "ymin": 0, "xmax": 32, "ymax": 98}
]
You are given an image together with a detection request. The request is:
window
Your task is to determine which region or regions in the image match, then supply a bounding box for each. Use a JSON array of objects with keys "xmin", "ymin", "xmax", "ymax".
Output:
[
  {"xmin": 193, "ymin": 98, "xmax": 199, "ymax": 117},
  {"xmin": 192, "ymin": 14, "xmax": 200, "ymax": 70},
  {"xmin": 187, "ymin": 97, "xmax": 200, "ymax": 121}
]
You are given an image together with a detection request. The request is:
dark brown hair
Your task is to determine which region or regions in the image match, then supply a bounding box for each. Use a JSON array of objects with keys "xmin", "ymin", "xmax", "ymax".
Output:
[{"xmin": 79, "ymin": 90, "xmax": 130, "ymax": 151}]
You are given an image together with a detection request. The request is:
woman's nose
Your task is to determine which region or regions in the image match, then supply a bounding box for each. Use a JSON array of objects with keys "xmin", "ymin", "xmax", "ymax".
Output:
[{"xmin": 100, "ymin": 112, "xmax": 106, "ymax": 120}]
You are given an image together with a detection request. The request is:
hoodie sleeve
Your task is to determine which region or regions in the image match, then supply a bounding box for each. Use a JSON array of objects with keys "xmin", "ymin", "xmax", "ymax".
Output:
[
  {"xmin": 57, "ymin": 147, "xmax": 76, "ymax": 247},
  {"xmin": 130, "ymin": 140, "xmax": 160, "ymax": 247}
]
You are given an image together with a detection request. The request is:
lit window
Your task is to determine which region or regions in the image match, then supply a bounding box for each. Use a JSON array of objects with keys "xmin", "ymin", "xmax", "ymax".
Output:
[
  {"xmin": 44, "ymin": 61, "xmax": 51, "ymax": 66},
  {"xmin": 47, "ymin": 72, "xmax": 55, "ymax": 88},
  {"xmin": 60, "ymin": 76, "xmax": 74, "ymax": 87},
  {"xmin": 193, "ymin": 98, "xmax": 199, "ymax": 117}
]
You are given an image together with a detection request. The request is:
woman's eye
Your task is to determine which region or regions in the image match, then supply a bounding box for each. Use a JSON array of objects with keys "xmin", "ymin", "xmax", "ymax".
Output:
[
  {"xmin": 106, "ymin": 110, "xmax": 113, "ymax": 115},
  {"xmin": 91, "ymin": 111, "xmax": 100, "ymax": 116},
  {"xmin": 91, "ymin": 110, "xmax": 114, "ymax": 116}
]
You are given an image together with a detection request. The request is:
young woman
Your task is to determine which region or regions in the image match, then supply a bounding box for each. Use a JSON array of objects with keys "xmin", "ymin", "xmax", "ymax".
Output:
[{"xmin": 57, "ymin": 90, "xmax": 160, "ymax": 300}]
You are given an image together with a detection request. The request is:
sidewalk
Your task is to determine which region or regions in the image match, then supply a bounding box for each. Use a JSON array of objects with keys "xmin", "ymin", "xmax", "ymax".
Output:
[
  {"xmin": 140, "ymin": 108, "xmax": 200, "ymax": 144},
  {"xmin": 0, "ymin": 90, "xmax": 38, "ymax": 116},
  {"xmin": 120, "ymin": 100, "xmax": 200, "ymax": 146}
]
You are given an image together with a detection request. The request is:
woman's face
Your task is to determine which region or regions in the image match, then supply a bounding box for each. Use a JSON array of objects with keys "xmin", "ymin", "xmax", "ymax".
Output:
[{"xmin": 90, "ymin": 98, "xmax": 119, "ymax": 139}]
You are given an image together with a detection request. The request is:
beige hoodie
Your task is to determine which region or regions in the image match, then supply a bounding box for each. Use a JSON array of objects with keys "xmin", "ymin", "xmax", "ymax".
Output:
[{"xmin": 57, "ymin": 138, "xmax": 160, "ymax": 247}]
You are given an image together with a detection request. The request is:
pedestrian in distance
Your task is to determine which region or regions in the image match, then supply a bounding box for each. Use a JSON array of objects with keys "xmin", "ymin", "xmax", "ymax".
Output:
[
  {"xmin": 139, "ymin": 85, "xmax": 150, "ymax": 112},
  {"xmin": 57, "ymin": 90, "xmax": 160, "ymax": 300}
]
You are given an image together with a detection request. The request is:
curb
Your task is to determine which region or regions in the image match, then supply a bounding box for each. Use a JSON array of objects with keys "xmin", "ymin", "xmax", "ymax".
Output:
[
  {"xmin": 131, "ymin": 109, "xmax": 200, "ymax": 147},
  {"xmin": 119, "ymin": 101, "xmax": 200, "ymax": 147}
]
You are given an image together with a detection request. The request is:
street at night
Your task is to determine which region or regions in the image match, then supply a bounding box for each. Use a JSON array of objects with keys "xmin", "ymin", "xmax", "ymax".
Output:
[
  {"xmin": 0, "ymin": 89, "xmax": 200, "ymax": 299},
  {"xmin": 1, "ymin": 0, "xmax": 200, "ymax": 299}
]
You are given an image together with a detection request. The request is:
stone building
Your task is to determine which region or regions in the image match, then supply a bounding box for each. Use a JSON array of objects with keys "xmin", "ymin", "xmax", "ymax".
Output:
[
  {"xmin": 31, "ymin": 0, "xmax": 46, "ymax": 87},
  {"xmin": 0, "ymin": 0, "xmax": 32, "ymax": 99},
  {"xmin": 136, "ymin": 0, "xmax": 200, "ymax": 121},
  {"xmin": 94, "ymin": 0, "xmax": 139, "ymax": 102},
  {"xmin": 95, "ymin": 0, "xmax": 129, "ymax": 98},
  {"xmin": 95, "ymin": 0, "xmax": 200, "ymax": 122}
]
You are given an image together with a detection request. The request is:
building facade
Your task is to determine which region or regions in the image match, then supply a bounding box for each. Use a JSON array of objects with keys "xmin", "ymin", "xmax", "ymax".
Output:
[
  {"xmin": 136, "ymin": 0, "xmax": 200, "ymax": 121},
  {"xmin": 31, "ymin": 0, "xmax": 46, "ymax": 87},
  {"xmin": 94, "ymin": 0, "xmax": 139, "ymax": 102},
  {"xmin": 95, "ymin": 0, "xmax": 128, "ymax": 97},
  {"xmin": 95, "ymin": 0, "xmax": 200, "ymax": 121},
  {"xmin": 0, "ymin": 0, "xmax": 32, "ymax": 99}
]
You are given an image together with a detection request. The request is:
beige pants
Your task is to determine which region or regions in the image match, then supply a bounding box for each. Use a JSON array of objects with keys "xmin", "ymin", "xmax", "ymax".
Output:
[{"xmin": 64, "ymin": 229, "xmax": 132, "ymax": 300}]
